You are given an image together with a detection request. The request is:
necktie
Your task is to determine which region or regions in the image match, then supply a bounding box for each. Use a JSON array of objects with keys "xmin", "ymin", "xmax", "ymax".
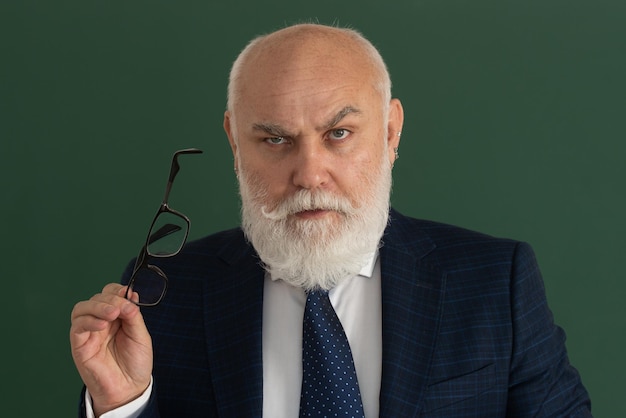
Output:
[{"xmin": 299, "ymin": 290, "xmax": 365, "ymax": 417}]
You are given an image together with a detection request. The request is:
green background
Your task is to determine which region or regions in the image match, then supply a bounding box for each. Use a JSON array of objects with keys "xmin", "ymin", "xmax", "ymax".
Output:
[{"xmin": 2, "ymin": 0, "xmax": 624, "ymax": 416}]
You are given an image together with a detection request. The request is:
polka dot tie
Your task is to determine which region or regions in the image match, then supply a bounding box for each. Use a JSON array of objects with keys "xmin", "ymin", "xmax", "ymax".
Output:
[{"xmin": 299, "ymin": 290, "xmax": 365, "ymax": 417}]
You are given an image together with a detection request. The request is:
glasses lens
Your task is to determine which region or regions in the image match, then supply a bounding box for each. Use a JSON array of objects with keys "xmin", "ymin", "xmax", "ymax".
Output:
[
  {"xmin": 147, "ymin": 211, "xmax": 189, "ymax": 257},
  {"xmin": 128, "ymin": 266, "xmax": 167, "ymax": 306}
]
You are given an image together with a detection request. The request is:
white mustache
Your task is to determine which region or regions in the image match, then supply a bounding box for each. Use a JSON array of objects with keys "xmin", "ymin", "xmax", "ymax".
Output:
[{"xmin": 261, "ymin": 189, "xmax": 356, "ymax": 221}]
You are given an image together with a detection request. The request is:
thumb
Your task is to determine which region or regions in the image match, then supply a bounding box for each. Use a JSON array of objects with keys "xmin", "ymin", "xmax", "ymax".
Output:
[
  {"xmin": 115, "ymin": 287, "xmax": 150, "ymax": 341},
  {"xmin": 118, "ymin": 301, "xmax": 149, "ymax": 337}
]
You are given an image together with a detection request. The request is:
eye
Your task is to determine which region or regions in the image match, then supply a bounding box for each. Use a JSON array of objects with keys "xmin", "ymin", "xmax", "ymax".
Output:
[
  {"xmin": 265, "ymin": 136, "xmax": 287, "ymax": 145},
  {"xmin": 328, "ymin": 129, "xmax": 350, "ymax": 141}
]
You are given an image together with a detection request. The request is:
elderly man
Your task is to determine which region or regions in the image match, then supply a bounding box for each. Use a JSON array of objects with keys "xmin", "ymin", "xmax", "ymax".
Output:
[{"xmin": 70, "ymin": 23, "xmax": 591, "ymax": 417}]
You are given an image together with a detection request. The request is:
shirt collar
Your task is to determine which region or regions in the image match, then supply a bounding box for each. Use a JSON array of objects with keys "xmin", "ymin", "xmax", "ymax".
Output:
[
  {"xmin": 358, "ymin": 250, "xmax": 378, "ymax": 278},
  {"xmin": 268, "ymin": 250, "xmax": 378, "ymax": 282}
]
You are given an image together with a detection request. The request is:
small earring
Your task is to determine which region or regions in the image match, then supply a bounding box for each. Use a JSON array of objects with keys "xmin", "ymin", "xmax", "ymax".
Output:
[
  {"xmin": 397, "ymin": 131, "xmax": 402, "ymax": 137},
  {"xmin": 394, "ymin": 147, "xmax": 399, "ymax": 160}
]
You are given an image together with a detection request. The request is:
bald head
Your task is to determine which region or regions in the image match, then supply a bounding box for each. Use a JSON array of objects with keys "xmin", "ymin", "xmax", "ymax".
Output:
[{"xmin": 226, "ymin": 24, "xmax": 392, "ymax": 121}]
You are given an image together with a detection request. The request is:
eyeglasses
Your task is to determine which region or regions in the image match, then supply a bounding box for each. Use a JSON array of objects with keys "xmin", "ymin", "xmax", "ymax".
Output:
[{"xmin": 125, "ymin": 148, "xmax": 203, "ymax": 306}]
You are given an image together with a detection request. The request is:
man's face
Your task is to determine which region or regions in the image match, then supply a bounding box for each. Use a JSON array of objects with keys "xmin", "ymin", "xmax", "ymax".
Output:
[
  {"xmin": 224, "ymin": 32, "xmax": 403, "ymax": 289},
  {"xmin": 227, "ymin": 38, "xmax": 401, "ymax": 224}
]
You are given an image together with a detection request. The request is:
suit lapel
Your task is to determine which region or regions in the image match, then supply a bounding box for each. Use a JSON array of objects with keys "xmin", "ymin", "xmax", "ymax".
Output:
[
  {"xmin": 379, "ymin": 212, "xmax": 445, "ymax": 418},
  {"xmin": 202, "ymin": 233, "xmax": 265, "ymax": 417}
]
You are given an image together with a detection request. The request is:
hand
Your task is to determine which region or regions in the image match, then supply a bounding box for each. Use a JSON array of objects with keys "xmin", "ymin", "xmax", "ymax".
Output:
[{"xmin": 70, "ymin": 283, "xmax": 153, "ymax": 416}]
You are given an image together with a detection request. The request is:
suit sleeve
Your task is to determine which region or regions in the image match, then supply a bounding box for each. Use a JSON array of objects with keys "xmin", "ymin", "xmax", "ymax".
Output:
[
  {"xmin": 135, "ymin": 385, "xmax": 161, "ymax": 418},
  {"xmin": 506, "ymin": 242, "xmax": 592, "ymax": 416}
]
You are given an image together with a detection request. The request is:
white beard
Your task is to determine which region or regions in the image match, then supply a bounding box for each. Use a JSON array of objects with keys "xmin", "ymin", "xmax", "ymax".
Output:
[{"xmin": 238, "ymin": 149, "xmax": 392, "ymax": 292}]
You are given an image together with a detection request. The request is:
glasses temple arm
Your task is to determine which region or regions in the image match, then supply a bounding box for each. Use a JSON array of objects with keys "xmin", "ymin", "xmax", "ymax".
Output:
[{"xmin": 161, "ymin": 148, "xmax": 203, "ymax": 205}]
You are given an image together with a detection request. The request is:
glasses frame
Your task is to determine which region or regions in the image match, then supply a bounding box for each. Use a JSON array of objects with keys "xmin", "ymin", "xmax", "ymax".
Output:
[{"xmin": 125, "ymin": 148, "xmax": 203, "ymax": 306}]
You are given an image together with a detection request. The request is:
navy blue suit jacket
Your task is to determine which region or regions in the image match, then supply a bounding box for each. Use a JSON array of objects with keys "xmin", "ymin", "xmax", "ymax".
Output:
[{"xmin": 81, "ymin": 209, "xmax": 591, "ymax": 416}]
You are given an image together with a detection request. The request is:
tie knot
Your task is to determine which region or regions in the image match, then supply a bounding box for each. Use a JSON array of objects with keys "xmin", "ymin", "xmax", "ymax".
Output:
[
  {"xmin": 307, "ymin": 288, "xmax": 329, "ymax": 295},
  {"xmin": 306, "ymin": 289, "xmax": 329, "ymax": 299},
  {"xmin": 304, "ymin": 290, "xmax": 332, "ymax": 314}
]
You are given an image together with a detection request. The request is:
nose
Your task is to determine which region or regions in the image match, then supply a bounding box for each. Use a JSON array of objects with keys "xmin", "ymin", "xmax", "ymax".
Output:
[{"xmin": 291, "ymin": 141, "xmax": 331, "ymax": 190}]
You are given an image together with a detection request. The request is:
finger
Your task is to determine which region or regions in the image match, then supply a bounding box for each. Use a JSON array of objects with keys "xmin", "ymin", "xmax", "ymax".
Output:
[
  {"xmin": 71, "ymin": 289, "xmax": 135, "ymax": 325},
  {"xmin": 99, "ymin": 284, "xmax": 143, "ymax": 320},
  {"xmin": 117, "ymin": 299, "xmax": 146, "ymax": 333},
  {"xmin": 71, "ymin": 299, "xmax": 112, "ymax": 320},
  {"xmin": 101, "ymin": 282, "xmax": 126, "ymax": 296},
  {"xmin": 69, "ymin": 313, "xmax": 111, "ymax": 351},
  {"xmin": 91, "ymin": 286, "xmax": 146, "ymax": 335},
  {"xmin": 69, "ymin": 300, "xmax": 118, "ymax": 356}
]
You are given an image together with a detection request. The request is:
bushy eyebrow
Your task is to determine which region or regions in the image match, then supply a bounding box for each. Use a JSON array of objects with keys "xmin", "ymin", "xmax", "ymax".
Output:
[
  {"xmin": 321, "ymin": 106, "xmax": 362, "ymax": 130},
  {"xmin": 252, "ymin": 122, "xmax": 291, "ymax": 138},
  {"xmin": 251, "ymin": 106, "xmax": 362, "ymax": 138}
]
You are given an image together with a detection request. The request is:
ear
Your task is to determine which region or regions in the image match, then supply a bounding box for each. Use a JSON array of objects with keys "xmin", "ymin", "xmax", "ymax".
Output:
[
  {"xmin": 386, "ymin": 98, "xmax": 404, "ymax": 166},
  {"xmin": 223, "ymin": 111, "xmax": 239, "ymax": 171}
]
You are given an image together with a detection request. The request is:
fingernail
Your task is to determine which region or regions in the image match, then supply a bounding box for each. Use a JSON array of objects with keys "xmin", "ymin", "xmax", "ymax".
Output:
[{"xmin": 104, "ymin": 305, "xmax": 115, "ymax": 315}]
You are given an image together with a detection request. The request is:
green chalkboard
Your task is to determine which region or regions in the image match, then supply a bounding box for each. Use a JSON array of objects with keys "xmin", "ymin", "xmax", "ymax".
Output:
[{"xmin": 1, "ymin": 1, "xmax": 624, "ymax": 416}]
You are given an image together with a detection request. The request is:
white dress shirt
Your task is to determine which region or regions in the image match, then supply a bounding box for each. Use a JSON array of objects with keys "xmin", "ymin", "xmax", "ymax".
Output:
[
  {"xmin": 263, "ymin": 253, "xmax": 382, "ymax": 418},
  {"xmin": 87, "ymin": 253, "xmax": 383, "ymax": 418}
]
